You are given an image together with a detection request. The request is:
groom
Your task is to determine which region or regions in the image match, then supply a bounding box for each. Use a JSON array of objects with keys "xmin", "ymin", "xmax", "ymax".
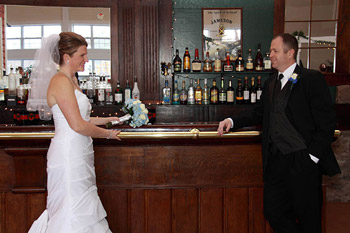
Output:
[{"xmin": 217, "ymin": 33, "xmax": 341, "ymax": 233}]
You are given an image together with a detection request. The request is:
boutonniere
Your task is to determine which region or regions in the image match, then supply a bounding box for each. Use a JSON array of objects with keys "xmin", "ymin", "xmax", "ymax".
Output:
[{"xmin": 288, "ymin": 73, "xmax": 299, "ymax": 89}]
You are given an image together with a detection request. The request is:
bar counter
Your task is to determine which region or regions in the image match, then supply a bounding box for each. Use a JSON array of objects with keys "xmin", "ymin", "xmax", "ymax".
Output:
[{"xmin": 0, "ymin": 124, "xmax": 337, "ymax": 233}]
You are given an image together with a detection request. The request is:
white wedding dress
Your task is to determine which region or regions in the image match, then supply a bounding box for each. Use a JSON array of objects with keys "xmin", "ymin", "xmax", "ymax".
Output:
[{"xmin": 28, "ymin": 90, "xmax": 112, "ymax": 233}]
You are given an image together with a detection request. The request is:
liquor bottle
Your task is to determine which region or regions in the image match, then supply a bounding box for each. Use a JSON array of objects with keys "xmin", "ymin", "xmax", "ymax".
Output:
[
  {"xmin": 179, "ymin": 80, "xmax": 188, "ymax": 105},
  {"xmin": 203, "ymin": 51, "xmax": 213, "ymax": 72},
  {"xmin": 16, "ymin": 79, "xmax": 26, "ymax": 105},
  {"xmin": 250, "ymin": 77, "xmax": 257, "ymax": 104},
  {"xmin": 195, "ymin": 79, "xmax": 202, "ymax": 104},
  {"xmin": 226, "ymin": 79, "xmax": 235, "ymax": 104},
  {"xmin": 246, "ymin": 49, "xmax": 254, "ymax": 71},
  {"xmin": 173, "ymin": 49, "xmax": 182, "ymax": 72},
  {"xmin": 187, "ymin": 79, "xmax": 195, "ymax": 105},
  {"xmin": 223, "ymin": 52, "xmax": 233, "ymax": 72},
  {"xmin": 86, "ymin": 80, "xmax": 95, "ymax": 104},
  {"xmin": 243, "ymin": 76, "xmax": 250, "ymax": 104},
  {"xmin": 256, "ymin": 76, "xmax": 263, "ymax": 103},
  {"xmin": 172, "ymin": 79, "xmax": 180, "ymax": 105},
  {"xmin": 235, "ymin": 50, "xmax": 244, "ymax": 72},
  {"xmin": 236, "ymin": 78, "xmax": 243, "ymax": 104},
  {"xmin": 0, "ymin": 78, "xmax": 5, "ymax": 104},
  {"xmin": 105, "ymin": 79, "xmax": 113, "ymax": 105},
  {"xmin": 114, "ymin": 81, "xmax": 123, "ymax": 105},
  {"xmin": 210, "ymin": 79, "xmax": 219, "ymax": 104},
  {"xmin": 124, "ymin": 80, "xmax": 132, "ymax": 103},
  {"xmin": 202, "ymin": 78, "xmax": 210, "ymax": 105},
  {"xmin": 8, "ymin": 67, "xmax": 16, "ymax": 96},
  {"xmin": 255, "ymin": 44, "xmax": 264, "ymax": 71},
  {"xmin": 263, "ymin": 52, "xmax": 272, "ymax": 71},
  {"xmin": 162, "ymin": 80, "xmax": 171, "ymax": 105},
  {"xmin": 132, "ymin": 77, "xmax": 140, "ymax": 100},
  {"xmin": 219, "ymin": 75, "xmax": 226, "ymax": 104},
  {"xmin": 192, "ymin": 48, "xmax": 202, "ymax": 72},
  {"xmin": 183, "ymin": 47, "xmax": 191, "ymax": 72},
  {"xmin": 96, "ymin": 76, "xmax": 105, "ymax": 106},
  {"xmin": 214, "ymin": 49, "xmax": 222, "ymax": 72}
]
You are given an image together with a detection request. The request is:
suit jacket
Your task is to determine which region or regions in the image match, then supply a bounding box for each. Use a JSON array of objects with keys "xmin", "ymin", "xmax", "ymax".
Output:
[{"xmin": 232, "ymin": 65, "xmax": 341, "ymax": 177}]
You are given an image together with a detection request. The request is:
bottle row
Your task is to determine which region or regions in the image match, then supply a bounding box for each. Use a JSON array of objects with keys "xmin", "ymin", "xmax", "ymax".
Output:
[
  {"xmin": 163, "ymin": 75, "xmax": 263, "ymax": 105},
  {"xmin": 172, "ymin": 44, "xmax": 271, "ymax": 73}
]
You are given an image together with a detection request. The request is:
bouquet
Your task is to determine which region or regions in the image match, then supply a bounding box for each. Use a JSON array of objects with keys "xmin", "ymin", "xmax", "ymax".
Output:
[{"xmin": 106, "ymin": 99, "xmax": 149, "ymax": 128}]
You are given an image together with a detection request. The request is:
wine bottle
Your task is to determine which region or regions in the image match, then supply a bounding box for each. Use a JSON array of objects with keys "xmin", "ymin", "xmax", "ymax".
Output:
[
  {"xmin": 124, "ymin": 80, "xmax": 132, "ymax": 103},
  {"xmin": 173, "ymin": 80, "xmax": 180, "ymax": 105},
  {"xmin": 187, "ymin": 79, "xmax": 195, "ymax": 105},
  {"xmin": 202, "ymin": 78, "xmax": 210, "ymax": 105},
  {"xmin": 226, "ymin": 79, "xmax": 234, "ymax": 104},
  {"xmin": 250, "ymin": 77, "xmax": 257, "ymax": 104},
  {"xmin": 236, "ymin": 78, "xmax": 243, "ymax": 104},
  {"xmin": 214, "ymin": 49, "xmax": 222, "ymax": 72},
  {"xmin": 243, "ymin": 76, "xmax": 250, "ymax": 104},
  {"xmin": 256, "ymin": 76, "xmax": 263, "ymax": 103}
]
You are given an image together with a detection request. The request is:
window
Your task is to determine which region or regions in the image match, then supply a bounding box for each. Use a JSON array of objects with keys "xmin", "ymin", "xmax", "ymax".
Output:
[
  {"xmin": 284, "ymin": 0, "xmax": 338, "ymax": 71},
  {"xmin": 72, "ymin": 24, "xmax": 110, "ymax": 49},
  {"xmin": 6, "ymin": 25, "xmax": 62, "ymax": 50}
]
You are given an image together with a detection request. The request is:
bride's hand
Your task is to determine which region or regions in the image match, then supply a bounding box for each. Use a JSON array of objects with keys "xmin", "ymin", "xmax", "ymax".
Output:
[
  {"xmin": 106, "ymin": 130, "xmax": 121, "ymax": 140},
  {"xmin": 108, "ymin": 117, "xmax": 122, "ymax": 125}
]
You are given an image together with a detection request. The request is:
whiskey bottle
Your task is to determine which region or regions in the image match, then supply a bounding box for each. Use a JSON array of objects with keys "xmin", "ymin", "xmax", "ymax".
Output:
[
  {"xmin": 124, "ymin": 80, "xmax": 132, "ymax": 103},
  {"xmin": 255, "ymin": 44, "xmax": 263, "ymax": 71},
  {"xmin": 243, "ymin": 76, "xmax": 250, "ymax": 104},
  {"xmin": 214, "ymin": 49, "xmax": 222, "ymax": 72},
  {"xmin": 219, "ymin": 75, "xmax": 226, "ymax": 104},
  {"xmin": 183, "ymin": 47, "xmax": 191, "ymax": 72},
  {"xmin": 195, "ymin": 79, "xmax": 202, "ymax": 104},
  {"xmin": 223, "ymin": 52, "xmax": 233, "ymax": 72},
  {"xmin": 263, "ymin": 52, "xmax": 272, "ymax": 71},
  {"xmin": 250, "ymin": 77, "xmax": 257, "ymax": 104},
  {"xmin": 246, "ymin": 49, "xmax": 254, "ymax": 71},
  {"xmin": 203, "ymin": 51, "xmax": 213, "ymax": 72},
  {"xmin": 202, "ymin": 78, "xmax": 210, "ymax": 105},
  {"xmin": 256, "ymin": 76, "xmax": 263, "ymax": 103},
  {"xmin": 235, "ymin": 50, "xmax": 244, "ymax": 72},
  {"xmin": 162, "ymin": 80, "xmax": 171, "ymax": 105},
  {"xmin": 96, "ymin": 76, "xmax": 105, "ymax": 106},
  {"xmin": 226, "ymin": 79, "xmax": 234, "ymax": 104},
  {"xmin": 173, "ymin": 80, "xmax": 180, "ymax": 105},
  {"xmin": 192, "ymin": 48, "xmax": 202, "ymax": 72},
  {"xmin": 173, "ymin": 49, "xmax": 182, "ymax": 72},
  {"xmin": 179, "ymin": 80, "xmax": 188, "ymax": 105},
  {"xmin": 210, "ymin": 79, "xmax": 219, "ymax": 104},
  {"xmin": 132, "ymin": 77, "xmax": 140, "ymax": 100},
  {"xmin": 114, "ymin": 81, "xmax": 123, "ymax": 105},
  {"xmin": 236, "ymin": 78, "xmax": 243, "ymax": 104}
]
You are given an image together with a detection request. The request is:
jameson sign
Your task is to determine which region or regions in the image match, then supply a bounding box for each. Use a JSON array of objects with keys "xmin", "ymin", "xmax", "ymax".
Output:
[{"xmin": 202, "ymin": 8, "xmax": 242, "ymax": 60}]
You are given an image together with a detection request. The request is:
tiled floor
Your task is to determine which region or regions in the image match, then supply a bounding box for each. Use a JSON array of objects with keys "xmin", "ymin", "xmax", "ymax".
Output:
[{"xmin": 326, "ymin": 202, "xmax": 350, "ymax": 233}]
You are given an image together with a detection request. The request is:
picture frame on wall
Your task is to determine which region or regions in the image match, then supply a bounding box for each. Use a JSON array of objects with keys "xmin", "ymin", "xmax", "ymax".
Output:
[{"xmin": 202, "ymin": 8, "xmax": 242, "ymax": 60}]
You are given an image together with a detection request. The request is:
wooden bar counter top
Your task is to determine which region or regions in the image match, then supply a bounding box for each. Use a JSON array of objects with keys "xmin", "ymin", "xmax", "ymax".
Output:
[{"xmin": 0, "ymin": 124, "xmax": 337, "ymax": 233}]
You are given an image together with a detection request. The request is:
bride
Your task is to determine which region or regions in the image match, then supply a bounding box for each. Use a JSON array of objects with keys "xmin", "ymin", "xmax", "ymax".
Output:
[{"xmin": 27, "ymin": 32, "xmax": 120, "ymax": 232}]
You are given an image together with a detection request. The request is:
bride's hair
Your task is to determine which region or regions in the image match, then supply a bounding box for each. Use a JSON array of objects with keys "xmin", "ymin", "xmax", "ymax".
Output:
[{"xmin": 57, "ymin": 32, "xmax": 88, "ymax": 65}]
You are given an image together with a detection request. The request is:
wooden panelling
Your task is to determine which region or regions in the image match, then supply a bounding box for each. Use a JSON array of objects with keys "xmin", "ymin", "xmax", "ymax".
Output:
[
  {"xmin": 336, "ymin": 0, "xmax": 350, "ymax": 73},
  {"xmin": 200, "ymin": 188, "xmax": 223, "ymax": 233},
  {"xmin": 0, "ymin": 0, "xmax": 111, "ymax": 7},
  {"xmin": 249, "ymin": 187, "xmax": 266, "ymax": 233},
  {"xmin": 5, "ymin": 192, "xmax": 27, "ymax": 233},
  {"xmin": 146, "ymin": 189, "xmax": 172, "ymax": 233},
  {"xmin": 225, "ymin": 188, "xmax": 249, "ymax": 233},
  {"xmin": 172, "ymin": 189, "xmax": 198, "ymax": 233},
  {"xmin": 273, "ymin": 0, "xmax": 285, "ymax": 36},
  {"xmin": 26, "ymin": 193, "xmax": 46, "ymax": 231}
]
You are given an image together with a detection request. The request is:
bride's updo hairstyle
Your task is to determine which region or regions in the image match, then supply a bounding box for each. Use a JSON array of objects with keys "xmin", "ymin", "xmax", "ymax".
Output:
[{"xmin": 57, "ymin": 32, "xmax": 88, "ymax": 65}]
